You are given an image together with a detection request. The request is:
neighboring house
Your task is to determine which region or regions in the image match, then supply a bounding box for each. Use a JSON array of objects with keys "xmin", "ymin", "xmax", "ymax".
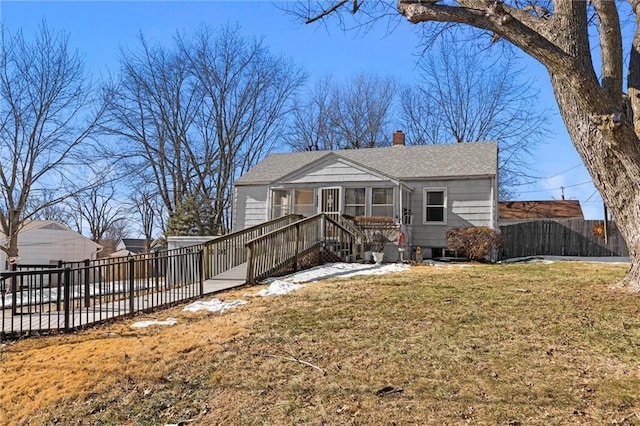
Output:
[
  {"xmin": 0, "ymin": 220, "xmax": 102, "ymax": 270},
  {"xmin": 499, "ymin": 200, "xmax": 584, "ymax": 226},
  {"xmin": 111, "ymin": 238, "xmax": 148, "ymax": 257},
  {"xmin": 233, "ymin": 132, "xmax": 499, "ymax": 259}
]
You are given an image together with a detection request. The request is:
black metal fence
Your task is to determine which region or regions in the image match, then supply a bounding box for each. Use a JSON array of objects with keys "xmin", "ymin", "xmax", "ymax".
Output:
[{"xmin": 1, "ymin": 247, "xmax": 204, "ymax": 341}]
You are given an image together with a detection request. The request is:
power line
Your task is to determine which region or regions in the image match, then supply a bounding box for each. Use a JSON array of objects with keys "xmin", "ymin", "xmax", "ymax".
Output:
[
  {"xmin": 518, "ymin": 180, "xmax": 594, "ymax": 194},
  {"xmin": 584, "ymin": 189, "xmax": 599, "ymax": 203},
  {"xmin": 540, "ymin": 163, "xmax": 584, "ymax": 180}
]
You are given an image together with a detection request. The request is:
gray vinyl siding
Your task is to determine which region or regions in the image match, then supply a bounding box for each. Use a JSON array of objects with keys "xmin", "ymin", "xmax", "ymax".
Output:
[
  {"xmin": 407, "ymin": 178, "xmax": 496, "ymax": 251},
  {"xmin": 233, "ymin": 185, "xmax": 268, "ymax": 231},
  {"xmin": 285, "ymin": 159, "xmax": 386, "ymax": 184}
]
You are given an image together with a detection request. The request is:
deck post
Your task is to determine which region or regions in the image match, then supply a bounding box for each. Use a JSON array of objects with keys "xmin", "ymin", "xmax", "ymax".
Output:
[
  {"xmin": 294, "ymin": 223, "xmax": 300, "ymax": 271},
  {"xmin": 246, "ymin": 244, "xmax": 255, "ymax": 285}
]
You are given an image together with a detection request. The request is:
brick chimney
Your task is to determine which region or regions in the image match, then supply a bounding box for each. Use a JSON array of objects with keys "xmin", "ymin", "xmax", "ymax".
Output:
[{"xmin": 392, "ymin": 130, "xmax": 405, "ymax": 146}]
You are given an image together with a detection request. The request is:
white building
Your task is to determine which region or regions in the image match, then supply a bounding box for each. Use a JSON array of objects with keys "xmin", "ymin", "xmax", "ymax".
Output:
[{"xmin": 0, "ymin": 220, "xmax": 102, "ymax": 270}]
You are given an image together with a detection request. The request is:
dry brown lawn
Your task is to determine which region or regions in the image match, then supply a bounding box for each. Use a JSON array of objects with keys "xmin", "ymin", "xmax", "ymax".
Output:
[{"xmin": 2, "ymin": 261, "xmax": 640, "ymax": 425}]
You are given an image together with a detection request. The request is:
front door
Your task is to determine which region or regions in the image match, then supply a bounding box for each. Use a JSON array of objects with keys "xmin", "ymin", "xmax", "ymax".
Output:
[
  {"xmin": 319, "ymin": 187, "xmax": 341, "ymax": 217},
  {"xmin": 319, "ymin": 187, "xmax": 341, "ymax": 239}
]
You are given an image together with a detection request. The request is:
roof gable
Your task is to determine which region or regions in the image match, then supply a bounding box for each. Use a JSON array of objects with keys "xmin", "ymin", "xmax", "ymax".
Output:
[
  {"xmin": 277, "ymin": 154, "xmax": 395, "ymax": 185},
  {"xmin": 235, "ymin": 141, "xmax": 498, "ymax": 185},
  {"xmin": 15, "ymin": 220, "xmax": 72, "ymax": 233}
]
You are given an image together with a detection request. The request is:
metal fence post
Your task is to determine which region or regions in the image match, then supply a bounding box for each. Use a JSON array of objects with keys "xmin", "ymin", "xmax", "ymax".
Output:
[
  {"xmin": 84, "ymin": 259, "xmax": 90, "ymax": 308},
  {"xmin": 63, "ymin": 267, "xmax": 71, "ymax": 332},
  {"xmin": 204, "ymin": 243, "xmax": 210, "ymax": 280},
  {"xmin": 10, "ymin": 263, "xmax": 17, "ymax": 316},
  {"xmin": 129, "ymin": 258, "xmax": 135, "ymax": 315},
  {"xmin": 199, "ymin": 249, "xmax": 204, "ymax": 296}
]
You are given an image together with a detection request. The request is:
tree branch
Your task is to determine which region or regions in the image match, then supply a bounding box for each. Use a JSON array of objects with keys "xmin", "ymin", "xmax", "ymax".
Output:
[
  {"xmin": 398, "ymin": 1, "xmax": 565, "ymax": 68},
  {"xmin": 593, "ymin": 0, "xmax": 623, "ymax": 103},
  {"xmin": 306, "ymin": 0, "xmax": 351, "ymax": 24},
  {"xmin": 627, "ymin": 2, "xmax": 640, "ymax": 134}
]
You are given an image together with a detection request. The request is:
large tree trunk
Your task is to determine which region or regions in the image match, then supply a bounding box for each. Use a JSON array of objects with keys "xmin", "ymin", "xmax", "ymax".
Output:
[{"xmin": 551, "ymin": 73, "xmax": 640, "ymax": 291}]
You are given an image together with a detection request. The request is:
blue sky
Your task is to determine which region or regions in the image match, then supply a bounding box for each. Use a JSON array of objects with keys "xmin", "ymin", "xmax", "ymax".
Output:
[{"xmin": 1, "ymin": 1, "xmax": 603, "ymax": 219}]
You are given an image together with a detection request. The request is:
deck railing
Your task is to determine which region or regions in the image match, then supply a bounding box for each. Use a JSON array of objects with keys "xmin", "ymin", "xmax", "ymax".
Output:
[
  {"xmin": 1, "ymin": 249, "xmax": 203, "ymax": 340},
  {"xmin": 202, "ymin": 214, "xmax": 303, "ymax": 279},
  {"xmin": 1, "ymin": 214, "xmax": 358, "ymax": 340},
  {"xmin": 245, "ymin": 213, "xmax": 356, "ymax": 284}
]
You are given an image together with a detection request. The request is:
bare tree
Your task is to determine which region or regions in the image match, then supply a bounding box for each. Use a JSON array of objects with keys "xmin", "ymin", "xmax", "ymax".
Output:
[
  {"xmin": 398, "ymin": 87, "xmax": 442, "ymax": 147},
  {"xmin": 400, "ymin": 36, "xmax": 549, "ymax": 199},
  {"xmin": 99, "ymin": 219, "xmax": 131, "ymax": 258},
  {"xmin": 130, "ymin": 190, "xmax": 158, "ymax": 252},
  {"xmin": 72, "ymin": 185, "xmax": 128, "ymax": 243},
  {"xmin": 295, "ymin": 0, "xmax": 640, "ymax": 291},
  {"xmin": 0, "ymin": 23, "xmax": 103, "ymax": 265},
  {"xmin": 285, "ymin": 76, "xmax": 340, "ymax": 151},
  {"xmin": 104, "ymin": 25, "xmax": 305, "ymax": 235},
  {"xmin": 331, "ymin": 73, "xmax": 398, "ymax": 148},
  {"xmin": 28, "ymin": 194, "xmax": 75, "ymax": 229},
  {"xmin": 286, "ymin": 73, "xmax": 397, "ymax": 151},
  {"xmin": 102, "ymin": 34, "xmax": 203, "ymax": 226},
  {"xmin": 181, "ymin": 24, "xmax": 307, "ymax": 231}
]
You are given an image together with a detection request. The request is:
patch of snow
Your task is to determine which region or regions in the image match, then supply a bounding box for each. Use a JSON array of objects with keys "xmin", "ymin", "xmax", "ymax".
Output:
[
  {"xmin": 131, "ymin": 317, "xmax": 178, "ymax": 328},
  {"xmin": 264, "ymin": 262, "xmax": 410, "ymax": 284},
  {"xmin": 183, "ymin": 298, "xmax": 247, "ymax": 313},
  {"xmin": 254, "ymin": 280, "xmax": 304, "ymax": 297}
]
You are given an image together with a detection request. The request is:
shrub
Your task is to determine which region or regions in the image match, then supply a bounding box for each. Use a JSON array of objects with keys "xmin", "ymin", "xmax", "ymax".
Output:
[
  {"xmin": 446, "ymin": 226, "xmax": 502, "ymax": 262},
  {"xmin": 354, "ymin": 216, "xmax": 399, "ymax": 252}
]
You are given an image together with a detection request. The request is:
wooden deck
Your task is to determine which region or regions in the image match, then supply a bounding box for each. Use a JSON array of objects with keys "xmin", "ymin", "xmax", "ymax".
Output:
[{"xmin": 2, "ymin": 263, "xmax": 248, "ymax": 336}]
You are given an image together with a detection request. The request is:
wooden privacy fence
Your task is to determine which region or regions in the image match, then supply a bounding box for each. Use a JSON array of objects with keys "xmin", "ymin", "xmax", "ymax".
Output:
[
  {"xmin": 500, "ymin": 219, "xmax": 629, "ymax": 258},
  {"xmin": 246, "ymin": 213, "xmax": 357, "ymax": 285},
  {"xmin": 202, "ymin": 214, "xmax": 303, "ymax": 279}
]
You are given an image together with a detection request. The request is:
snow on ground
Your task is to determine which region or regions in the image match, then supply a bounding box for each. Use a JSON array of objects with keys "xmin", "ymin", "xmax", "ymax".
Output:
[
  {"xmin": 183, "ymin": 299, "xmax": 248, "ymax": 313},
  {"xmin": 130, "ymin": 317, "xmax": 178, "ymax": 328},
  {"xmin": 263, "ymin": 262, "xmax": 411, "ymax": 284},
  {"xmin": 253, "ymin": 280, "xmax": 305, "ymax": 297}
]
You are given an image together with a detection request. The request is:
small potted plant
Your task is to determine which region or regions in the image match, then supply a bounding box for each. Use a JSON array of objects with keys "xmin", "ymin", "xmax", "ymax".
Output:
[{"xmin": 371, "ymin": 232, "xmax": 387, "ymax": 264}]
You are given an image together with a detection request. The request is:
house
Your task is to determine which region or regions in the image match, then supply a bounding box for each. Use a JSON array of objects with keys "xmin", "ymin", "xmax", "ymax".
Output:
[
  {"xmin": 110, "ymin": 238, "xmax": 148, "ymax": 257},
  {"xmin": 233, "ymin": 132, "xmax": 499, "ymax": 259},
  {"xmin": 0, "ymin": 220, "xmax": 102, "ymax": 270},
  {"xmin": 499, "ymin": 200, "xmax": 584, "ymax": 226}
]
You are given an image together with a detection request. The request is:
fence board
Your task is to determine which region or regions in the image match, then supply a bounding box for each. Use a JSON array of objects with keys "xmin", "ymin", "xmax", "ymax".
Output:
[{"xmin": 500, "ymin": 219, "xmax": 629, "ymax": 258}]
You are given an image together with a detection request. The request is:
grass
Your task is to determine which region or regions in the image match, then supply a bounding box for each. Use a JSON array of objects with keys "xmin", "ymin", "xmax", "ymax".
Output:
[{"xmin": 2, "ymin": 261, "xmax": 640, "ymax": 425}]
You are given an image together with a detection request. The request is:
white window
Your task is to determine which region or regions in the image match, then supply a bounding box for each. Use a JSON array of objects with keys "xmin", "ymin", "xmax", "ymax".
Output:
[
  {"xmin": 371, "ymin": 188, "xmax": 394, "ymax": 217},
  {"xmin": 344, "ymin": 188, "xmax": 366, "ymax": 217},
  {"xmin": 294, "ymin": 189, "xmax": 315, "ymax": 217},
  {"xmin": 423, "ymin": 188, "xmax": 447, "ymax": 224},
  {"xmin": 271, "ymin": 189, "xmax": 290, "ymax": 219}
]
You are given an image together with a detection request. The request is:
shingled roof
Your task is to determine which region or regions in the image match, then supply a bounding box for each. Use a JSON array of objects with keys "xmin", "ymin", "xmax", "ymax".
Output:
[
  {"xmin": 235, "ymin": 141, "xmax": 498, "ymax": 185},
  {"xmin": 499, "ymin": 200, "xmax": 584, "ymax": 220}
]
